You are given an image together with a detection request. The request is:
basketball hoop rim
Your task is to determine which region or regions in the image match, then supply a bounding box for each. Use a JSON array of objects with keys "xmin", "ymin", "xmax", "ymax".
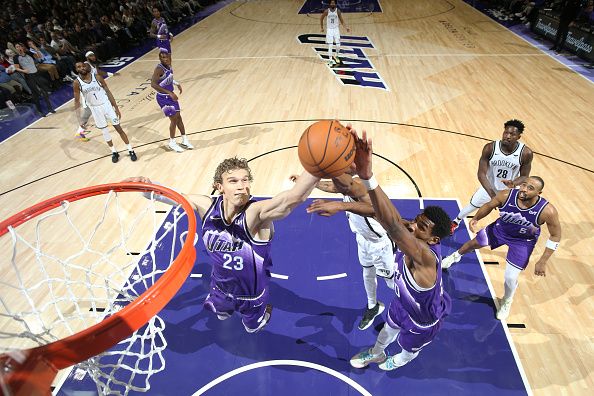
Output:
[{"xmin": 0, "ymin": 182, "xmax": 197, "ymax": 370}]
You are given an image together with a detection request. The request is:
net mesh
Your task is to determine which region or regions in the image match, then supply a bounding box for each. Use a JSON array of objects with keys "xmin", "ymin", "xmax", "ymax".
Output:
[{"xmin": 0, "ymin": 189, "xmax": 193, "ymax": 395}]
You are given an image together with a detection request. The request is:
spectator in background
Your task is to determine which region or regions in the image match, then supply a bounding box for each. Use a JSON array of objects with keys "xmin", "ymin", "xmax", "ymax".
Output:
[
  {"xmin": 27, "ymin": 39, "xmax": 64, "ymax": 86},
  {"xmin": 14, "ymin": 42, "xmax": 55, "ymax": 116},
  {"xmin": 0, "ymin": 63, "xmax": 25, "ymax": 101},
  {"xmin": 550, "ymin": 0, "xmax": 584, "ymax": 52}
]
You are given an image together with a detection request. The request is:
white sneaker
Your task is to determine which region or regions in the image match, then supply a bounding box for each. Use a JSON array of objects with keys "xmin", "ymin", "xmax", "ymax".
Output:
[
  {"xmin": 181, "ymin": 137, "xmax": 194, "ymax": 149},
  {"xmin": 496, "ymin": 298, "xmax": 513, "ymax": 320},
  {"xmin": 168, "ymin": 140, "xmax": 184, "ymax": 152},
  {"xmin": 442, "ymin": 251, "xmax": 461, "ymax": 269},
  {"xmin": 350, "ymin": 348, "xmax": 387, "ymax": 368}
]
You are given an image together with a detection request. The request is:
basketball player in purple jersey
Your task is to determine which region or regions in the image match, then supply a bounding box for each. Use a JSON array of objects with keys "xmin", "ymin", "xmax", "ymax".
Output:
[
  {"xmin": 150, "ymin": 7, "xmax": 173, "ymax": 54},
  {"xmin": 151, "ymin": 51, "xmax": 192, "ymax": 152},
  {"xmin": 442, "ymin": 176, "xmax": 561, "ymax": 320},
  {"xmin": 451, "ymin": 119, "xmax": 534, "ymax": 235},
  {"xmin": 347, "ymin": 127, "xmax": 452, "ymax": 371},
  {"xmin": 124, "ymin": 158, "xmax": 321, "ymax": 333}
]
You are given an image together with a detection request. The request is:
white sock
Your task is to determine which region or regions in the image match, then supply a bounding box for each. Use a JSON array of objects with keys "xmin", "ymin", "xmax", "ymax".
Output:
[
  {"xmin": 77, "ymin": 126, "xmax": 85, "ymax": 134},
  {"xmin": 182, "ymin": 135, "xmax": 189, "ymax": 142},
  {"xmin": 503, "ymin": 263, "xmax": 521, "ymax": 301},
  {"xmin": 170, "ymin": 138, "xmax": 176, "ymax": 143},
  {"xmin": 362, "ymin": 266, "xmax": 378, "ymax": 309},
  {"xmin": 127, "ymin": 144, "xmax": 132, "ymax": 151},
  {"xmin": 110, "ymin": 146, "xmax": 117, "ymax": 153},
  {"xmin": 328, "ymin": 44, "xmax": 333, "ymax": 61},
  {"xmin": 371, "ymin": 323, "xmax": 400, "ymax": 355},
  {"xmin": 456, "ymin": 203, "xmax": 479, "ymax": 222},
  {"xmin": 391, "ymin": 349, "xmax": 419, "ymax": 366}
]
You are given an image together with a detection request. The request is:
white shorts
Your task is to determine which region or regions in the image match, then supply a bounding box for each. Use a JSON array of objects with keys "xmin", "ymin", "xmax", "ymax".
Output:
[
  {"xmin": 356, "ymin": 233, "xmax": 395, "ymax": 279},
  {"xmin": 89, "ymin": 103, "xmax": 119, "ymax": 129},
  {"xmin": 326, "ymin": 28, "xmax": 340, "ymax": 45},
  {"xmin": 469, "ymin": 186, "xmax": 503, "ymax": 208}
]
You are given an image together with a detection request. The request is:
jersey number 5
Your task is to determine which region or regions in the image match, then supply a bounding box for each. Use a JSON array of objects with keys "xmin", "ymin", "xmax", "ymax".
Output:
[{"xmin": 223, "ymin": 253, "xmax": 244, "ymax": 270}]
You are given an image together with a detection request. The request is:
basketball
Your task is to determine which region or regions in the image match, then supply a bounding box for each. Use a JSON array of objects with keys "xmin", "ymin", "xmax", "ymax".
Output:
[{"xmin": 297, "ymin": 120, "xmax": 356, "ymax": 178}]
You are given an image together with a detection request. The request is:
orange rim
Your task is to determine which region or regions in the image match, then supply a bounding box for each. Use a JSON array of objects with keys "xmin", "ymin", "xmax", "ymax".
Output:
[{"xmin": 0, "ymin": 182, "xmax": 196, "ymax": 374}]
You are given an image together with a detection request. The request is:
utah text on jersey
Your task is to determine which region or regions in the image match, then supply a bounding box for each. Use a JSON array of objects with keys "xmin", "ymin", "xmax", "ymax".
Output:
[{"xmin": 297, "ymin": 34, "xmax": 389, "ymax": 91}]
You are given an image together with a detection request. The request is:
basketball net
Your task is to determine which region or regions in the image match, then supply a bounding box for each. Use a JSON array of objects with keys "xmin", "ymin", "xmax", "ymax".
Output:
[{"xmin": 0, "ymin": 183, "xmax": 197, "ymax": 395}]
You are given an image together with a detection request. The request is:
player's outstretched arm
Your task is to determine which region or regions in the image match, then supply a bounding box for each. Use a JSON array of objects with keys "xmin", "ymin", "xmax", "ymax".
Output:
[
  {"xmin": 338, "ymin": 10, "xmax": 350, "ymax": 32},
  {"xmin": 349, "ymin": 127, "xmax": 432, "ymax": 267},
  {"xmin": 121, "ymin": 177, "xmax": 213, "ymax": 219},
  {"xmin": 250, "ymin": 171, "xmax": 320, "ymax": 226},
  {"xmin": 306, "ymin": 199, "xmax": 374, "ymax": 217},
  {"xmin": 510, "ymin": 146, "xmax": 534, "ymax": 187},
  {"xmin": 534, "ymin": 203, "xmax": 561, "ymax": 276},
  {"xmin": 468, "ymin": 189, "xmax": 509, "ymax": 232}
]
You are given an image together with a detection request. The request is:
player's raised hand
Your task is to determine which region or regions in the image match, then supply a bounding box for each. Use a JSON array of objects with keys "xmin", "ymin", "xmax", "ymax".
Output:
[
  {"xmin": 306, "ymin": 199, "xmax": 341, "ymax": 217},
  {"xmin": 347, "ymin": 124, "xmax": 373, "ymax": 180},
  {"xmin": 122, "ymin": 176, "xmax": 153, "ymax": 184},
  {"xmin": 469, "ymin": 219, "xmax": 480, "ymax": 233}
]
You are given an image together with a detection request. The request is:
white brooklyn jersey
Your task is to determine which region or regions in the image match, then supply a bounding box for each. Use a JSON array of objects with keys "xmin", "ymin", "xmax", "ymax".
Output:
[
  {"xmin": 327, "ymin": 8, "xmax": 339, "ymax": 30},
  {"xmin": 343, "ymin": 195, "xmax": 387, "ymax": 242},
  {"xmin": 487, "ymin": 140, "xmax": 525, "ymax": 191},
  {"xmin": 78, "ymin": 73, "xmax": 109, "ymax": 107}
]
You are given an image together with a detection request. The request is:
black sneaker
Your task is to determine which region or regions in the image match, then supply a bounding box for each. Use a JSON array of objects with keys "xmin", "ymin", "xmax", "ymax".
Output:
[
  {"xmin": 111, "ymin": 152, "xmax": 120, "ymax": 163},
  {"xmin": 358, "ymin": 302, "xmax": 385, "ymax": 330},
  {"xmin": 129, "ymin": 150, "xmax": 137, "ymax": 161}
]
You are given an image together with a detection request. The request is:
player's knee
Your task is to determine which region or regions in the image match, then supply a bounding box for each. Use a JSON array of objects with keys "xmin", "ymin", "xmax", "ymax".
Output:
[{"xmin": 100, "ymin": 127, "xmax": 111, "ymax": 141}]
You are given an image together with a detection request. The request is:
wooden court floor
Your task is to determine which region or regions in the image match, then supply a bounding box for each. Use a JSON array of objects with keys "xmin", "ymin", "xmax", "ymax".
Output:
[{"xmin": 0, "ymin": 1, "xmax": 592, "ymax": 394}]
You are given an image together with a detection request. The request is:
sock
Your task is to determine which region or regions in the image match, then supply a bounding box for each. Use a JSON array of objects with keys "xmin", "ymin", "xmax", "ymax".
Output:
[
  {"xmin": 371, "ymin": 323, "xmax": 400, "ymax": 355},
  {"xmin": 503, "ymin": 264, "xmax": 521, "ymax": 301},
  {"xmin": 456, "ymin": 203, "xmax": 479, "ymax": 222},
  {"xmin": 77, "ymin": 126, "xmax": 85, "ymax": 134},
  {"xmin": 110, "ymin": 146, "xmax": 117, "ymax": 153},
  {"xmin": 328, "ymin": 43, "xmax": 333, "ymax": 62},
  {"xmin": 127, "ymin": 144, "xmax": 133, "ymax": 151}
]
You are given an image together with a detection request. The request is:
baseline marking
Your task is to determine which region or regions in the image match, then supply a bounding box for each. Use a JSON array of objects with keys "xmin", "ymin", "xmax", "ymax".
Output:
[{"xmin": 316, "ymin": 273, "xmax": 347, "ymax": 281}]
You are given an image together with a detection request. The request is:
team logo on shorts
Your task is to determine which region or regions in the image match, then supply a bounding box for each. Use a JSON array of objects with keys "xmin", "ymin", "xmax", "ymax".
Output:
[{"xmin": 297, "ymin": 34, "xmax": 389, "ymax": 91}]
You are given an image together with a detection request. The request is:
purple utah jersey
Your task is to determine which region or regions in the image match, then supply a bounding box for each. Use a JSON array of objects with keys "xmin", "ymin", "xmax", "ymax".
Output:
[
  {"xmin": 155, "ymin": 64, "xmax": 179, "ymax": 117},
  {"xmin": 478, "ymin": 188, "xmax": 549, "ymax": 269},
  {"xmin": 202, "ymin": 195, "xmax": 273, "ymax": 297},
  {"xmin": 496, "ymin": 188, "xmax": 547, "ymax": 241},
  {"xmin": 386, "ymin": 243, "xmax": 451, "ymax": 352},
  {"xmin": 153, "ymin": 17, "xmax": 171, "ymax": 53}
]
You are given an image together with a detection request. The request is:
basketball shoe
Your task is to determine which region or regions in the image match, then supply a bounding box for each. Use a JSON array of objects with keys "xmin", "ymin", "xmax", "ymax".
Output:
[
  {"xmin": 350, "ymin": 348, "xmax": 387, "ymax": 368},
  {"xmin": 496, "ymin": 298, "xmax": 513, "ymax": 320},
  {"xmin": 181, "ymin": 136, "xmax": 194, "ymax": 149},
  {"xmin": 244, "ymin": 304, "xmax": 273, "ymax": 333},
  {"xmin": 168, "ymin": 139, "xmax": 184, "ymax": 152},
  {"xmin": 450, "ymin": 220, "xmax": 460, "ymax": 235},
  {"xmin": 442, "ymin": 251, "xmax": 461, "ymax": 269},
  {"xmin": 358, "ymin": 301, "xmax": 385, "ymax": 330}
]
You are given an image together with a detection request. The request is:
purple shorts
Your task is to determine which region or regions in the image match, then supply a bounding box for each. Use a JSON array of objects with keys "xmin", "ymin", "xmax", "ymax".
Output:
[
  {"xmin": 156, "ymin": 39, "xmax": 171, "ymax": 54},
  {"xmin": 203, "ymin": 283, "xmax": 270, "ymax": 331},
  {"xmin": 156, "ymin": 93, "xmax": 180, "ymax": 117},
  {"xmin": 386, "ymin": 301, "xmax": 444, "ymax": 353},
  {"xmin": 481, "ymin": 222, "xmax": 536, "ymax": 270}
]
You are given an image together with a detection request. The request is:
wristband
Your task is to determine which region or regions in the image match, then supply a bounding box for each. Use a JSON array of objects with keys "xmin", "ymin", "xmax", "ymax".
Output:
[
  {"xmin": 360, "ymin": 175, "xmax": 378, "ymax": 191},
  {"xmin": 545, "ymin": 239, "xmax": 559, "ymax": 251},
  {"xmin": 141, "ymin": 181, "xmax": 179, "ymax": 206},
  {"xmin": 173, "ymin": 80, "xmax": 180, "ymax": 86}
]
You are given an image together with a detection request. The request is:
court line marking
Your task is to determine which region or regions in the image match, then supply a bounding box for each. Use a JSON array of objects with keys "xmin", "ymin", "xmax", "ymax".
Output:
[
  {"xmin": 454, "ymin": 198, "xmax": 533, "ymax": 396},
  {"xmin": 316, "ymin": 273, "xmax": 347, "ymax": 281},
  {"xmin": 134, "ymin": 53, "xmax": 548, "ymax": 62},
  {"xmin": 190, "ymin": 273, "xmax": 203, "ymax": 278},
  {"xmin": 271, "ymin": 272, "xmax": 289, "ymax": 279},
  {"xmin": 192, "ymin": 359, "xmax": 372, "ymax": 396}
]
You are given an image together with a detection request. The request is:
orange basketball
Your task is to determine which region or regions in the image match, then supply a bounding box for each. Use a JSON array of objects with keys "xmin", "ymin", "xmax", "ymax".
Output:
[{"xmin": 298, "ymin": 120, "xmax": 356, "ymax": 178}]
